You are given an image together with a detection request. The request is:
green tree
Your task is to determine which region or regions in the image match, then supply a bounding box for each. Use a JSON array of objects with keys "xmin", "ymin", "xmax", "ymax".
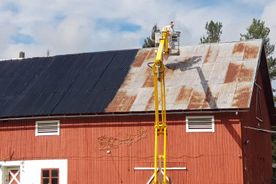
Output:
[
  {"xmin": 268, "ymin": 57, "xmax": 276, "ymax": 80},
  {"xmin": 142, "ymin": 24, "xmax": 160, "ymax": 48},
  {"xmin": 200, "ymin": 20, "xmax": 223, "ymax": 43},
  {"xmin": 240, "ymin": 18, "xmax": 276, "ymax": 79}
]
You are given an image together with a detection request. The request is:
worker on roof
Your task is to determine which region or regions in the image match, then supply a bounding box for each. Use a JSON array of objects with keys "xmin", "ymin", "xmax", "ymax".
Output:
[
  {"xmin": 162, "ymin": 21, "xmax": 175, "ymax": 34},
  {"xmin": 162, "ymin": 21, "xmax": 175, "ymax": 49}
]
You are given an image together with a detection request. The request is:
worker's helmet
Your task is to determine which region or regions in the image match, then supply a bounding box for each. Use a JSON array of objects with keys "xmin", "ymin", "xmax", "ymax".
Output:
[{"xmin": 170, "ymin": 21, "xmax": 174, "ymax": 28}]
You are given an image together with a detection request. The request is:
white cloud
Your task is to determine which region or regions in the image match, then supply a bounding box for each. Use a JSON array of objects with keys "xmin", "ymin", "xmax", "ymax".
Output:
[
  {"xmin": 262, "ymin": 0, "xmax": 276, "ymax": 57},
  {"xmin": 0, "ymin": 0, "xmax": 274, "ymax": 59}
]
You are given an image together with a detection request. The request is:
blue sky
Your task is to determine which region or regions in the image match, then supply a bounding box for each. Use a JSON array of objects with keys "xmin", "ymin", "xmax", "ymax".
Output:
[
  {"xmin": 0, "ymin": 0, "xmax": 275, "ymax": 59},
  {"xmin": 11, "ymin": 33, "xmax": 34, "ymax": 44},
  {"xmin": 96, "ymin": 19, "xmax": 141, "ymax": 32}
]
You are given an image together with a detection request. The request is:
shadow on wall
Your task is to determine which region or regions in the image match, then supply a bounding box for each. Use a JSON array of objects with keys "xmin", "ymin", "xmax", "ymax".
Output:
[{"xmin": 224, "ymin": 119, "xmax": 242, "ymax": 150}]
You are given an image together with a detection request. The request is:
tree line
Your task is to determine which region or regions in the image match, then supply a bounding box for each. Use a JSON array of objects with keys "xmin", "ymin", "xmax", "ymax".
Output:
[{"xmin": 143, "ymin": 19, "xmax": 276, "ymax": 79}]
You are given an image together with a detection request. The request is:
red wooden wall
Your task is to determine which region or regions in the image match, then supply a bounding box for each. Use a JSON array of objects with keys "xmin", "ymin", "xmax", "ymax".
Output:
[
  {"xmin": 0, "ymin": 112, "xmax": 245, "ymax": 184},
  {"xmin": 241, "ymin": 69, "xmax": 273, "ymax": 184}
]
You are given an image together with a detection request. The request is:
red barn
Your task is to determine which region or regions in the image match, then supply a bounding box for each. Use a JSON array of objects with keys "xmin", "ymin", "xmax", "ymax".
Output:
[{"xmin": 0, "ymin": 39, "xmax": 274, "ymax": 183}]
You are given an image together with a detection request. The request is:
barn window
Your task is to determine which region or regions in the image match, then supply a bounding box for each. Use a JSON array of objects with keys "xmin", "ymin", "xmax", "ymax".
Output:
[
  {"xmin": 41, "ymin": 168, "xmax": 59, "ymax": 184},
  {"xmin": 35, "ymin": 120, "xmax": 60, "ymax": 136},
  {"xmin": 186, "ymin": 116, "xmax": 215, "ymax": 132}
]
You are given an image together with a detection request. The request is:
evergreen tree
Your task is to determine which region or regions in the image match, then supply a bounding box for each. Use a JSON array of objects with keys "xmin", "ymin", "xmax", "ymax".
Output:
[
  {"xmin": 200, "ymin": 21, "xmax": 223, "ymax": 43},
  {"xmin": 240, "ymin": 18, "xmax": 276, "ymax": 79},
  {"xmin": 268, "ymin": 57, "xmax": 276, "ymax": 80},
  {"xmin": 142, "ymin": 24, "xmax": 160, "ymax": 48}
]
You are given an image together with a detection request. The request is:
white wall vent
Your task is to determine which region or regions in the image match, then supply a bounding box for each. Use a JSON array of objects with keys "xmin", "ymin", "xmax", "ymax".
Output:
[
  {"xmin": 186, "ymin": 116, "xmax": 215, "ymax": 132},
  {"xmin": 35, "ymin": 120, "xmax": 60, "ymax": 136}
]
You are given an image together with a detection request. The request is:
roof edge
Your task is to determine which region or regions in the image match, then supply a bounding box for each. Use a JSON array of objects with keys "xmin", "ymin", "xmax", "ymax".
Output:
[
  {"xmin": 0, "ymin": 108, "xmax": 250, "ymax": 121},
  {"xmin": 0, "ymin": 48, "xmax": 139, "ymax": 62}
]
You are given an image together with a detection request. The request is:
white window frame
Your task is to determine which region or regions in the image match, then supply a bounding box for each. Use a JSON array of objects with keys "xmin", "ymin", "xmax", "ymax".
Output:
[
  {"xmin": 35, "ymin": 120, "xmax": 60, "ymax": 136},
  {"xmin": 186, "ymin": 116, "xmax": 215, "ymax": 133}
]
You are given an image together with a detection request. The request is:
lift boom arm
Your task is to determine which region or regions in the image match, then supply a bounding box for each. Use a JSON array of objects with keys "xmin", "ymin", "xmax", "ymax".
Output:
[{"xmin": 152, "ymin": 30, "xmax": 170, "ymax": 184}]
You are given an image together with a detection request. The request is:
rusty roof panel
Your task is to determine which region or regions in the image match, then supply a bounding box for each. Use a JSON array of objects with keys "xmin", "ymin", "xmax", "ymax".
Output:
[
  {"xmin": 175, "ymin": 86, "xmax": 193, "ymax": 109},
  {"xmin": 232, "ymin": 82, "xmax": 252, "ymax": 108},
  {"xmin": 233, "ymin": 43, "xmax": 245, "ymax": 55},
  {"xmin": 209, "ymin": 62, "xmax": 231, "ymax": 84},
  {"xmin": 243, "ymin": 44, "xmax": 259, "ymax": 60},
  {"xmin": 204, "ymin": 44, "xmax": 219, "ymax": 63},
  {"xmin": 129, "ymin": 88, "xmax": 153, "ymax": 111},
  {"xmin": 132, "ymin": 49, "xmax": 152, "ymax": 67},
  {"xmin": 238, "ymin": 62, "xmax": 255, "ymax": 82},
  {"xmin": 224, "ymin": 62, "xmax": 242, "ymax": 83},
  {"xmin": 106, "ymin": 89, "xmax": 137, "ymax": 112},
  {"xmin": 105, "ymin": 39, "xmax": 263, "ymax": 112}
]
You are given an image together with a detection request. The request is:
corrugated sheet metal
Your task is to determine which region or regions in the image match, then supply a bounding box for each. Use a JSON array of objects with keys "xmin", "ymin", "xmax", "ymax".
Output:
[
  {"xmin": 106, "ymin": 39, "xmax": 263, "ymax": 112},
  {"xmin": 0, "ymin": 40, "xmax": 263, "ymax": 118}
]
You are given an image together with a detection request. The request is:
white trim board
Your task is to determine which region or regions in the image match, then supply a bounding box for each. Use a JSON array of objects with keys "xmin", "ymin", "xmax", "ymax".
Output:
[{"xmin": 134, "ymin": 167, "xmax": 187, "ymax": 171}]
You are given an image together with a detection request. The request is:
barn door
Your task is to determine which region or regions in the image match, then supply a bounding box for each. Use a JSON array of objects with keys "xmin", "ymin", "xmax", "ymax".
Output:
[{"xmin": 7, "ymin": 167, "xmax": 21, "ymax": 184}]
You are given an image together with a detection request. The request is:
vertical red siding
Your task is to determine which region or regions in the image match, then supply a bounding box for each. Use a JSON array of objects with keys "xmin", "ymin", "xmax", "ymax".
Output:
[
  {"xmin": 241, "ymin": 71, "xmax": 273, "ymax": 183},
  {"xmin": 0, "ymin": 113, "xmax": 244, "ymax": 183}
]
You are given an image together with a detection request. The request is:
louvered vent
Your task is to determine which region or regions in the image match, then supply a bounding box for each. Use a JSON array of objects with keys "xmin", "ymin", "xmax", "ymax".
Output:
[
  {"xmin": 186, "ymin": 116, "xmax": 214, "ymax": 132},
  {"xmin": 35, "ymin": 120, "xmax": 60, "ymax": 136}
]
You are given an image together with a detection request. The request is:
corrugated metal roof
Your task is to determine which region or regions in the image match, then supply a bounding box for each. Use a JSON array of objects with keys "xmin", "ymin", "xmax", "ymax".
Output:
[
  {"xmin": 0, "ymin": 40, "xmax": 264, "ymax": 118},
  {"xmin": 106, "ymin": 39, "xmax": 263, "ymax": 112}
]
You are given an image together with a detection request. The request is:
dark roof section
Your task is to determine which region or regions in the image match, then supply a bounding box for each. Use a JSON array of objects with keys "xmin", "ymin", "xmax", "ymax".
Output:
[{"xmin": 0, "ymin": 49, "xmax": 138, "ymax": 118}]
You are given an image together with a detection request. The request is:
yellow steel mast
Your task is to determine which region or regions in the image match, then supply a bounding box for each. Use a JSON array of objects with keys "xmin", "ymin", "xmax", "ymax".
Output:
[{"xmin": 152, "ymin": 30, "xmax": 170, "ymax": 184}]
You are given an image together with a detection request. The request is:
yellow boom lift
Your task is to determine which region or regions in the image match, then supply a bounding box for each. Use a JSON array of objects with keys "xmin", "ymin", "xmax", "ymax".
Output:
[{"xmin": 151, "ymin": 28, "xmax": 180, "ymax": 184}]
